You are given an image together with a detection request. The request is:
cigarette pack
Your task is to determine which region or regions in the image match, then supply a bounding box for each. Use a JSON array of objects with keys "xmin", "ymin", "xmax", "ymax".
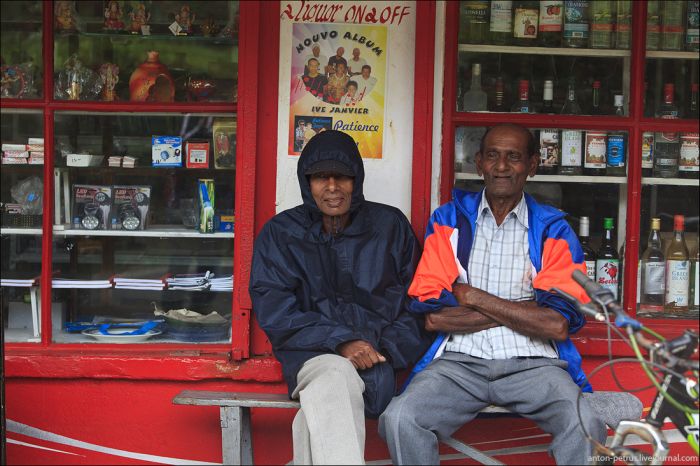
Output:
[{"xmin": 2, "ymin": 144, "xmax": 27, "ymax": 151}]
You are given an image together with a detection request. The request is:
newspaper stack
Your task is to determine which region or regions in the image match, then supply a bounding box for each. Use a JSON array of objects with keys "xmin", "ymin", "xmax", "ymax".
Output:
[
  {"xmin": 166, "ymin": 271, "xmax": 212, "ymax": 291},
  {"xmin": 52, "ymin": 277, "xmax": 113, "ymax": 289},
  {"xmin": 113, "ymin": 269, "xmax": 168, "ymax": 291},
  {"xmin": 209, "ymin": 275, "xmax": 233, "ymax": 292}
]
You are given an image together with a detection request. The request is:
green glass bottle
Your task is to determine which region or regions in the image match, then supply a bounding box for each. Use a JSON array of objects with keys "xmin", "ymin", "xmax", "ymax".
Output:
[
  {"xmin": 596, "ymin": 217, "xmax": 620, "ymax": 299},
  {"xmin": 590, "ymin": 0, "xmax": 614, "ymax": 48},
  {"xmin": 661, "ymin": 0, "xmax": 685, "ymax": 51},
  {"xmin": 647, "ymin": 1, "xmax": 660, "ymax": 50},
  {"xmin": 614, "ymin": 1, "xmax": 632, "ymax": 49},
  {"xmin": 461, "ymin": 0, "xmax": 491, "ymax": 44},
  {"xmin": 490, "ymin": 1, "xmax": 513, "ymax": 45}
]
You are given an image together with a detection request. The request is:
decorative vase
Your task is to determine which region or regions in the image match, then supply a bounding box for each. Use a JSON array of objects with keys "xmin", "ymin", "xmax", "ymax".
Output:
[{"xmin": 129, "ymin": 51, "xmax": 174, "ymax": 102}]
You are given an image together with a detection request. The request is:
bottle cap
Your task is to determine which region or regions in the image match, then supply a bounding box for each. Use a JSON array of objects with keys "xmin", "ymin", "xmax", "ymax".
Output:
[
  {"xmin": 651, "ymin": 217, "xmax": 660, "ymax": 230},
  {"xmin": 472, "ymin": 63, "xmax": 481, "ymax": 76},
  {"xmin": 673, "ymin": 214, "xmax": 685, "ymax": 231},
  {"xmin": 519, "ymin": 80, "xmax": 529, "ymax": 91},
  {"xmin": 603, "ymin": 217, "xmax": 614, "ymax": 230},
  {"xmin": 614, "ymin": 94, "xmax": 624, "ymax": 106},
  {"xmin": 593, "ymin": 80, "xmax": 601, "ymax": 89},
  {"xmin": 580, "ymin": 216, "xmax": 590, "ymax": 236}
]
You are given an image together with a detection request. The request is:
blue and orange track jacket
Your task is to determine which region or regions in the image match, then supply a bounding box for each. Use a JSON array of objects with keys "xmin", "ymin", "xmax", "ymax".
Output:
[{"xmin": 407, "ymin": 189, "xmax": 593, "ymax": 392}]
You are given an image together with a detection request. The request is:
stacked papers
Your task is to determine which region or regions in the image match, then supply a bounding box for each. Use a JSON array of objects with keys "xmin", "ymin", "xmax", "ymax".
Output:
[
  {"xmin": 1, "ymin": 277, "xmax": 38, "ymax": 287},
  {"xmin": 108, "ymin": 156, "xmax": 122, "ymax": 167},
  {"xmin": 52, "ymin": 278, "xmax": 113, "ymax": 289},
  {"xmin": 166, "ymin": 271, "xmax": 211, "ymax": 291},
  {"xmin": 209, "ymin": 275, "xmax": 233, "ymax": 292},
  {"xmin": 113, "ymin": 270, "xmax": 168, "ymax": 291},
  {"xmin": 122, "ymin": 156, "xmax": 137, "ymax": 168}
]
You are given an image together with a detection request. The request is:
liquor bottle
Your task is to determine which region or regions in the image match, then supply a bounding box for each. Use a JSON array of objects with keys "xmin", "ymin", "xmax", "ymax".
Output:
[
  {"xmin": 688, "ymin": 0, "xmax": 700, "ymax": 51},
  {"xmin": 646, "ymin": 1, "xmax": 661, "ymax": 50},
  {"xmin": 492, "ymin": 76, "xmax": 508, "ymax": 111},
  {"xmin": 538, "ymin": 1, "xmax": 564, "ymax": 46},
  {"xmin": 560, "ymin": 77, "xmax": 581, "ymax": 114},
  {"xmin": 513, "ymin": 1, "xmax": 540, "ymax": 45},
  {"xmin": 463, "ymin": 63, "xmax": 488, "ymax": 111},
  {"xmin": 563, "ymin": 0, "xmax": 590, "ymax": 48},
  {"xmin": 664, "ymin": 214, "xmax": 690, "ymax": 313},
  {"xmin": 539, "ymin": 129, "xmax": 559, "ymax": 174},
  {"xmin": 606, "ymin": 109, "xmax": 626, "ymax": 177},
  {"xmin": 613, "ymin": 93, "xmax": 624, "ymax": 116},
  {"xmin": 490, "ymin": 1, "xmax": 513, "ymax": 45},
  {"xmin": 679, "ymin": 132, "xmax": 699, "ymax": 179},
  {"xmin": 559, "ymin": 129, "xmax": 583, "ymax": 175},
  {"xmin": 653, "ymin": 83, "xmax": 680, "ymax": 178},
  {"xmin": 541, "ymin": 79, "xmax": 555, "ymax": 113},
  {"xmin": 660, "ymin": 0, "xmax": 685, "ymax": 51},
  {"xmin": 614, "ymin": 1, "xmax": 632, "ymax": 49},
  {"xmin": 689, "ymin": 82, "xmax": 699, "ymax": 118},
  {"xmin": 462, "ymin": 1, "xmax": 491, "ymax": 44},
  {"xmin": 510, "ymin": 79, "xmax": 532, "ymax": 112},
  {"xmin": 579, "ymin": 216, "xmax": 596, "ymax": 280},
  {"xmin": 596, "ymin": 217, "xmax": 620, "ymax": 299},
  {"xmin": 640, "ymin": 218, "xmax": 666, "ymax": 308},
  {"xmin": 590, "ymin": 0, "xmax": 614, "ymax": 48},
  {"xmin": 690, "ymin": 237, "xmax": 699, "ymax": 312},
  {"xmin": 590, "ymin": 80, "xmax": 603, "ymax": 115},
  {"xmin": 584, "ymin": 130, "xmax": 607, "ymax": 175},
  {"xmin": 641, "ymin": 132, "xmax": 655, "ymax": 178}
]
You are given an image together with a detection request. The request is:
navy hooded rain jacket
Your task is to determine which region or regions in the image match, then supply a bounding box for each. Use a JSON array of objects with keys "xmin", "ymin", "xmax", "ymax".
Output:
[{"xmin": 249, "ymin": 131, "xmax": 432, "ymax": 418}]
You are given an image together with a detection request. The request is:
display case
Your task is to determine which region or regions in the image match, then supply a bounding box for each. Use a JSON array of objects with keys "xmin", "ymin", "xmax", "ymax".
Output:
[
  {"xmin": 1, "ymin": 1, "xmax": 250, "ymax": 348},
  {"xmin": 445, "ymin": 1, "xmax": 699, "ymax": 328}
]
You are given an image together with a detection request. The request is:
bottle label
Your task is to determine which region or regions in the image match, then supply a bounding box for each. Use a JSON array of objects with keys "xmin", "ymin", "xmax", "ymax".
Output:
[
  {"xmin": 596, "ymin": 259, "xmax": 619, "ymax": 298},
  {"xmin": 642, "ymin": 132, "xmax": 654, "ymax": 169},
  {"xmin": 584, "ymin": 132, "xmax": 607, "ymax": 169},
  {"xmin": 561, "ymin": 130, "xmax": 582, "ymax": 167},
  {"xmin": 590, "ymin": 3, "xmax": 614, "ymax": 32},
  {"xmin": 564, "ymin": 1, "xmax": 590, "ymax": 39},
  {"xmin": 679, "ymin": 133, "xmax": 699, "ymax": 172},
  {"xmin": 514, "ymin": 7, "xmax": 539, "ymax": 38},
  {"xmin": 539, "ymin": 130, "xmax": 559, "ymax": 168},
  {"xmin": 643, "ymin": 261, "xmax": 665, "ymax": 295},
  {"xmin": 606, "ymin": 134, "xmax": 625, "ymax": 168},
  {"xmin": 490, "ymin": 1, "xmax": 513, "ymax": 33},
  {"xmin": 665, "ymin": 260, "xmax": 690, "ymax": 307},
  {"xmin": 688, "ymin": 1, "xmax": 699, "ymax": 46},
  {"xmin": 464, "ymin": 1, "xmax": 489, "ymax": 23},
  {"xmin": 539, "ymin": 1, "xmax": 564, "ymax": 32},
  {"xmin": 585, "ymin": 260, "xmax": 596, "ymax": 280},
  {"xmin": 655, "ymin": 157, "xmax": 678, "ymax": 167}
]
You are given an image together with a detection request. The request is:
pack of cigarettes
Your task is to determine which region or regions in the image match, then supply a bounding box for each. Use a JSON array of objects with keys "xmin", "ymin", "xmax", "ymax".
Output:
[
  {"xmin": 122, "ymin": 156, "xmax": 136, "ymax": 168},
  {"xmin": 3, "ymin": 150, "xmax": 29, "ymax": 157},
  {"xmin": 27, "ymin": 138, "xmax": 44, "ymax": 145},
  {"xmin": 2, "ymin": 157, "xmax": 28, "ymax": 164},
  {"xmin": 2, "ymin": 144, "xmax": 27, "ymax": 152}
]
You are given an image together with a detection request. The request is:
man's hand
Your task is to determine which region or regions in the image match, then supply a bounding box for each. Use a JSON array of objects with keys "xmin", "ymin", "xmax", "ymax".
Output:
[
  {"xmin": 452, "ymin": 283, "xmax": 477, "ymax": 306},
  {"xmin": 337, "ymin": 339, "xmax": 386, "ymax": 370}
]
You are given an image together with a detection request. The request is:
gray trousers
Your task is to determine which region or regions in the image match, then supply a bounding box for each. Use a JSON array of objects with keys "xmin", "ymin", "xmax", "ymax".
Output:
[
  {"xmin": 291, "ymin": 354, "xmax": 366, "ymax": 465},
  {"xmin": 379, "ymin": 352, "xmax": 607, "ymax": 465}
]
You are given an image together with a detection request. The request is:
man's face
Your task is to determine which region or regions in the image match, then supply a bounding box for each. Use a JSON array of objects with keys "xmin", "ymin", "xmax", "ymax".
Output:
[
  {"xmin": 361, "ymin": 67, "xmax": 370, "ymax": 79},
  {"xmin": 312, "ymin": 46, "xmax": 320, "ymax": 57},
  {"xmin": 475, "ymin": 126, "xmax": 537, "ymax": 202},
  {"xmin": 347, "ymin": 85, "xmax": 357, "ymax": 97},
  {"xmin": 308, "ymin": 59, "xmax": 319, "ymax": 74},
  {"xmin": 337, "ymin": 47, "xmax": 344, "ymax": 57},
  {"xmin": 336, "ymin": 63, "xmax": 346, "ymax": 77},
  {"xmin": 353, "ymin": 48, "xmax": 360, "ymax": 59},
  {"xmin": 310, "ymin": 172, "xmax": 354, "ymax": 217}
]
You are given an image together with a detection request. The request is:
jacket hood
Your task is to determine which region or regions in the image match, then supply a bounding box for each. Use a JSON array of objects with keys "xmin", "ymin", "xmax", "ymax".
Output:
[{"xmin": 297, "ymin": 130, "xmax": 365, "ymax": 216}]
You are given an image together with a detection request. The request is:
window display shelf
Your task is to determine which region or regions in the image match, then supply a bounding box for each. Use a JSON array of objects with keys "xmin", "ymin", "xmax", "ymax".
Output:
[
  {"xmin": 53, "ymin": 226, "xmax": 234, "ymax": 239},
  {"xmin": 455, "ymin": 173, "xmax": 628, "ymax": 184},
  {"xmin": 641, "ymin": 177, "xmax": 700, "ymax": 187},
  {"xmin": 457, "ymin": 44, "xmax": 631, "ymax": 57},
  {"xmin": 645, "ymin": 51, "xmax": 699, "ymax": 60},
  {"xmin": 0, "ymin": 228, "xmax": 42, "ymax": 236},
  {"xmin": 57, "ymin": 31, "xmax": 238, "ymax": 46}
]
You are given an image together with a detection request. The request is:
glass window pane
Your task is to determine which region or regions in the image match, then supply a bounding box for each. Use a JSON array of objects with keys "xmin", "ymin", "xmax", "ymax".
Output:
[
  {"xmin": 0, "ymin": 1, "xmax": 44, "ymax": 99},
  {"xmin": 2, "ymin": 109, "xmax": 44, "ymax": 342}
]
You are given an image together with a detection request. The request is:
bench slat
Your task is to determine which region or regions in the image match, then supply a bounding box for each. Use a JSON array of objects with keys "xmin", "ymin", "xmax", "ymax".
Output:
[{"xmin": 173, "ymin": 390, "xmax": 300, "ymax": 409}]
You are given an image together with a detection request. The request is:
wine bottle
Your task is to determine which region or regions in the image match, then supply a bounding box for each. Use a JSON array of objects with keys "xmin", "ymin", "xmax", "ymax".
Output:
[
  {"xmin": 640, "ymin": 218, "xmax": 666, "ymax": 308},
  {"xmin": 687, "ymin": 0, "xmax": 700, "ymax": 51},
  {"xmin": 614, "ymin": 0, "xmax": 632, "ymax": 49},
  {"xmin": 538, "ymin": 129, "xmax": 559, "ymax": 174},
  {"xmin": 579, "ymin": 216, "xmax": 596, "ymax": 280},
  {"xmin": 690, "ymin": 235, "xmax": 699, "ymax": 313},
  {"xmin": 606, "ymin": 124, "xmax": 626, "ymax": 177},
  {"xmin": 513, "ymin": 1, "xmax": 540, "ymax": 46},
  {"xmin": 664, "ymin": 214, "xmax": 690, "ymax": 313},
  {"xmin": 559, "ymin": 129, "xmax": 583, "ymax": 175},
  {"xmin": 646, "ymin": 0, "xmax": 661, "ymax": 50},
  {"xmin": 541, "ymin": 79, "xmax": 555, "ymax": 113},
  {"xmin": 510, "ymin": 79, "xmax": 532, "ymax": 112},
  {"xmin": 641, "ymin": 132, "xmax": 655, "ymax": 178},
  {"xmin": 661, "ymin": 0, "xmax": 685, "ymax": 51},
  {"xmin": 463, "ymin": 63, "xmax": 488, "ymax": 112},
  {"xmin": 462, "ymin": 1, "xmax": 491, "ymax": 44},
  {"xmin": 678, "ymin": 132, "xmax": 699, "ymax": 179},
  {"xmin": 490, "ymin": 1, "xmax": 513, "ymax": 45},
  {"xmin": 653, "ymin": 83, "xmax": 680, "ymax": 178},
  {"xmin": 560, "ymin": 77, "xmax": 582, "ymax": 114},
  {"xmin": 590, "ymin": 80, "xmax": 603, "ymax": 115},
  {"xmin": 584, "ymin": 131, "xmax": 607, "ymax": 176},
  {"xmin": 596, "ymin": 217, "xmax": 620, "ymax": 299},
  {"xmin": 563, "ymin": 0, "xmax": 590, "ymax": 48},
  {"xmin": 492, "ymin": 76, "xmax": 508, "ymax": 111},
  {"xmin": 590, "ymin": 0, "xmax": 614, "ymax": 48},
  {"xmin": 538, "ymin": 0, "xmax": 564, "ymax": 46}
]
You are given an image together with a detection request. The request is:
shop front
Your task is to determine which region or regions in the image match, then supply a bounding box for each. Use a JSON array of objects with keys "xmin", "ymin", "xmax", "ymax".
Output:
[{"xmin": 1, "ymin": 1, "xmax": 698, "ymax": 464}]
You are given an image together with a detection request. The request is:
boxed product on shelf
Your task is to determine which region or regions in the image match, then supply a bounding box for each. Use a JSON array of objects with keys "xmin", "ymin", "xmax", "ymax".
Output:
[
  {"xmin": 1, "ymin": 143, "xmax": 27, "ymax": 152},
  {"xmin": 2, "ymin": 156, "xmax": 28, "ymax": 164},
  {"xmin": 212, "ymin": 119, "xmax": 236, "ymax": 169},
  {"xmin": 72, "ymin": 184, "xmax": 112, "ymax": 230},
  {"xmin": 185, "ymin": 140, "xmax": 210, "ymax": 168},
  {"xmin": 110, "ymin": 185, "xmax": 152, "ymax": 231},
  {"xmin": 2, "ymin": 149, "xmax": 29, "ymax": 157},
  {"xmin": 198, "ymin": 179, "xmax": 215, "ymax": 233},
  {"xmin": 152, "ymin": 136, "xmax": 183, "ymax": 167}
]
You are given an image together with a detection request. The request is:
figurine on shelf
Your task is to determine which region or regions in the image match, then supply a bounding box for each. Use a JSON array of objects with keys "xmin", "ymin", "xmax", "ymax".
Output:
[
  {"xmin": 200, "ymin": 17, "xmax": 220, "ymax": 37},
  {"xmin": 99, "ymin": 63, "xmax": 119, "ymax": 101},
  {"xmin": 185, "ymin": 76, "xmax": 216, "ymax": 101},
  {"xmin": 128, "ymin": 2, "xmax": 150, "ymax": 34},
  {"xmin": 129, "ymin": 51, "xmax": 174, "ymax": 102},
  {"xmin": 1, "ymin": 66, "xmax": 24, "ymax": 98},
  {"xmin": 55, "ymin": 55, "xmax": 103, "ymax": 101},
  {"xmin": 174, "ymin": 5, "xmax": 195, "ymax": 35},
  {"xmin": 104, "ymin": 0, "xmax": 125, "ymax": 32},
  {"xmin": 55, "ymin": 1, "xmax": 78, "ymax": 32}
]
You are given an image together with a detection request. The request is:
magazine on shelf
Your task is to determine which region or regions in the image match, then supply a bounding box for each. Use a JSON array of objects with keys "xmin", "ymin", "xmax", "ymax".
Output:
[{"xmin": 52, "ymin": 274, "xmax": 113, "ymax": 289}]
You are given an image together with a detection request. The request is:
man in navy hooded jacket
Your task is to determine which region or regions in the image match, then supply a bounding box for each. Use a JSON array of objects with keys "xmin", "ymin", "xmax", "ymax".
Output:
[{"xmin": 249, "ymin": 130, "xmax": 431, "ymax": 464}]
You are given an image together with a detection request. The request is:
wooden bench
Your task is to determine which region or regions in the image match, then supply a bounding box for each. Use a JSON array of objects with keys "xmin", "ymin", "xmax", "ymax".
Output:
[{"xmin": 172, "ymin": 390, "xmax": 510, "ymax": 465}]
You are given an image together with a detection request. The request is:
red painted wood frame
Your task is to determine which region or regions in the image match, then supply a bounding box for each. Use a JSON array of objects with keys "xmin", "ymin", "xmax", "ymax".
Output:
[
  {"xmin": 440, "ymin": 1, "xmax": 699, "ymax": 348},
  {"xmin": 1, "ymin": 2, "xmax": 268, "ymax": 367}
]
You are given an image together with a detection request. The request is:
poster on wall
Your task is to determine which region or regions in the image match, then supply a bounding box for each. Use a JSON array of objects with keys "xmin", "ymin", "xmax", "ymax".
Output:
[{"xmin": 289, "ymin": 23, "xmax": 387, "ymax": 158}]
